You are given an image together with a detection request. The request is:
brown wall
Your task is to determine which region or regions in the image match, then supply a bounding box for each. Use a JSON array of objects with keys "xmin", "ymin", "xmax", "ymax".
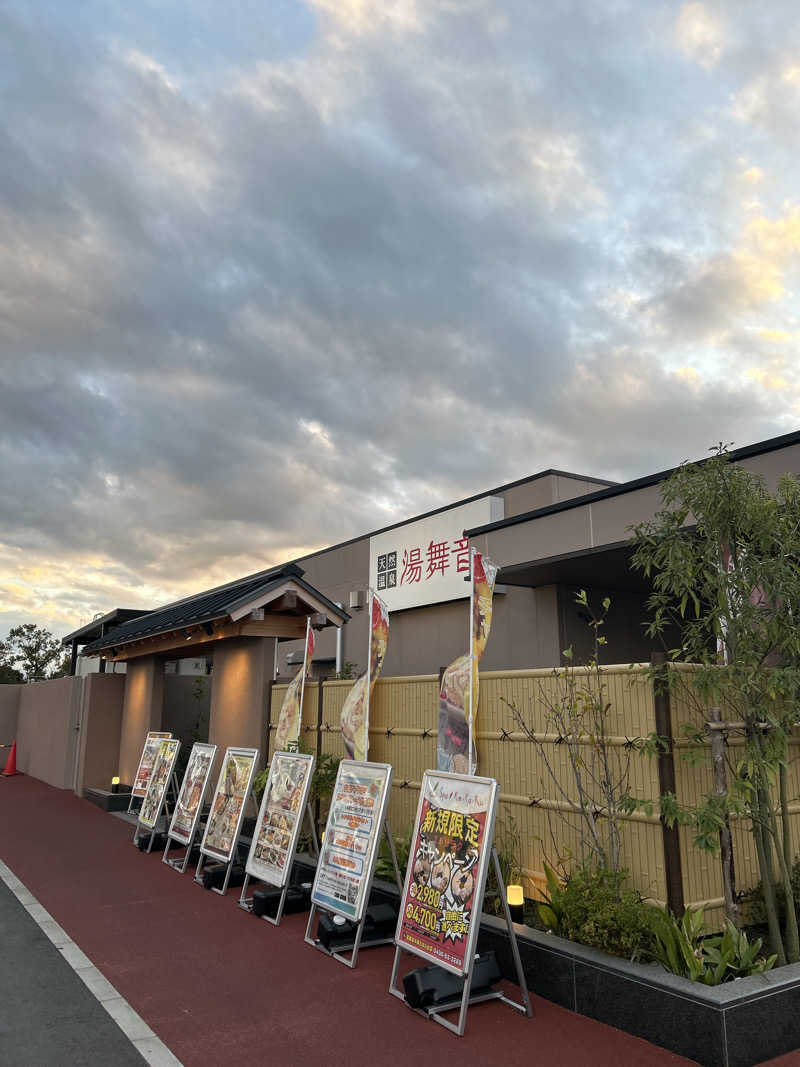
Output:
[
  {"xmin": 208, "ymin": 637, "xmax": 275, "ymax": 780},
  {"xmin": 118, "ymin": 656, "xmax": 164, "ymax": 785},
  {"xmin": 0, "ymin": 684, "xmax": 21, "ymax": 748},
  {"xmin": 74, "ymin": 673, "xmax": 126, "ymax": 794},
  {"xmin": 15, "ymin": 676, "xmax": 82, "ymax": 789}
]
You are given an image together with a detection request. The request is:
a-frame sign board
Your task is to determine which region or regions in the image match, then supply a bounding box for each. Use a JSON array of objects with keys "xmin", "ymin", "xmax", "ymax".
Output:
[
  {"xmin": 194, "ymin": 747, "xmax": 259, "ymax": 895},
  {"xmin": 133, "ymin": 738, "xmax": 181, "ymax": 852},
  {"xmin": 389, "ymin": 769, "xmax": 531, "ymax": 1036},
  {"xmin": 162, "ymin": 742, "xmax": 217, "ymax": 874},
  {"xmin": 238, "ymin": 750, "xmax": 318, "ymax": 926},
  {"xmin": 127, "ymin": 731, "xmax": 172, "ymax": 815},
  {"xmin": 304, "ymin": 759, "xmax": 401, "ymax": 968}
]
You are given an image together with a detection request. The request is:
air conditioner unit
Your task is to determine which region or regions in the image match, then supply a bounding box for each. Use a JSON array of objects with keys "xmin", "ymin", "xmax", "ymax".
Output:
[{"xmin": 348, "ymin": 589, "xmax": 365, "ymax": 611}]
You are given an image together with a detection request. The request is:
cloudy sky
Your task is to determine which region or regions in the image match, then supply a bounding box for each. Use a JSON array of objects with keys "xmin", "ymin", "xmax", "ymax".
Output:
[{"xmin": 2, "ymin": 0, "xmax": 799, "ymax": 638}]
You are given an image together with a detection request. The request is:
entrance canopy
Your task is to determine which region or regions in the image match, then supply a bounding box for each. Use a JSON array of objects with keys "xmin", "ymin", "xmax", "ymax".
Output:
[{"xmin": 81, "ymin": 562, "xmax": 349, "ymax": 664}]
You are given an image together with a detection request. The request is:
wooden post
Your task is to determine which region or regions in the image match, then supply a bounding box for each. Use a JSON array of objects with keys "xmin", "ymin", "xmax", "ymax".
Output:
[
  {"xmin": 708, "ymin": 706, "xmax": 739, "ymax": 926},
  {"xmin": 651, "ymin": 652, "xmax": 685, "ymax": 916}
]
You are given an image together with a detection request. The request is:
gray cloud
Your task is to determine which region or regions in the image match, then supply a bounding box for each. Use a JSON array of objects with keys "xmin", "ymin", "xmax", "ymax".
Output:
[{"xmin": 2, "ymin": 0, "xmax": 800, "ymax": 635}]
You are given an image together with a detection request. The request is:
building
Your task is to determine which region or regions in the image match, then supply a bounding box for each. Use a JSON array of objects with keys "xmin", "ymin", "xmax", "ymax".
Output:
[{"xmin": 76, "ymin": 428, "xmax": 800, "ymax": 787}]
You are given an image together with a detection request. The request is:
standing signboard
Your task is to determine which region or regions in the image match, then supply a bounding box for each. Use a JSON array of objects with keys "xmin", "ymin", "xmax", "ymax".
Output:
[
  {"xmin": 135, "ymin": 738, "xmax": 181, "ymax": 851},
  {"xmin": 396, "ymin": 770, "xmax": 496, "ymax": 976},
  {"xmin": 306, "ymin": 760, "xmax": 396, "ymax": 967},
  {"xmin": 390, "ymin": 769, "xmax": 531, "ymax": 1035},
  {"xmin": 163, "ymin": 741, "xmax": 217, "ymax": 873},
  {"xmin": 196, "ymin": 747, "xmax": 259, "ymax": 895},
  {"xmin": 240, "ymin": 750, "xmax": 317, "ymax": 925},
  {"xmin": 128, "ymin": 731, "xmax": 172, "ymax": 812}
]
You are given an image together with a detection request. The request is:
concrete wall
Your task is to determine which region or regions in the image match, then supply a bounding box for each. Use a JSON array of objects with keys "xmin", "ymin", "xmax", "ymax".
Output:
[
  {"xmin": 0, "ymin": 684, "xmax": 21, "ymax": 749},
  {"xmin": 74, "ymin": 673, "xmax": 126, "ymax": 794},
  {"xmin": 118, "ymin": 656, "xmax": 164, "ymax": 786},
  {"xmin": 15, "ymin": 677, "xmax": 82, "ymax": 789},
  {"xmin": 208, "ymin": 637, "xmax": 275, "ymax": 780}
]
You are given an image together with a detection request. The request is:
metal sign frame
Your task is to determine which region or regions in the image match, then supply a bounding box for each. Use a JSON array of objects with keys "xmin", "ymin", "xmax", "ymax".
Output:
[
  {"xmin": 305, "ymin": 759, "xmax": 395, "ymax": 968},
  {"xmin": 134, "ymin": 738, "xmax": 181, "ymax": 849},
  {"xmin": 162, "ymin": 741, "xmax": 217, "ymax": 874},
  {"xmin": 239, "ymin": 803, "xmax": 320, "ymax": 926},
  {"xmin": 195, "ymin": 747, "xmax": 259, "ymax": 895},
  {"xmin": 389, "ymin": 769, "xmax": 531, "ymax": 1036},
  {"xmin": 127, "ymin": 731, "xmax": 172, "ymax": 812},
  {"xmin": 244, "ymin": 751, "xmax": 316, "ymax": 889}
]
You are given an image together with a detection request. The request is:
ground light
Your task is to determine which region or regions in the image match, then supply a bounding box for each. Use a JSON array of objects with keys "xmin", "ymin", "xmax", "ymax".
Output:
[
  {"xmin": 507, "ymin": 884, "xmax": 524, "ymax": 924},
  {"xmin": 111, "ymin": 776, "xmax": 120, "ymax": 795}
]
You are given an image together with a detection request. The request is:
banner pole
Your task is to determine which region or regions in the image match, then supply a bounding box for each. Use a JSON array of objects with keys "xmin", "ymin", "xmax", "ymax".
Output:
[
  {"xmin": 296, "ymin": 617, "xmax": 311, "ymax": 752},
  {"xmin": 468, "ymin": 548, "xmax": 476, "ymax": 776},
  {"xmin": 364, "ymin": 588, "xmax": 373, "ymax": 761}
]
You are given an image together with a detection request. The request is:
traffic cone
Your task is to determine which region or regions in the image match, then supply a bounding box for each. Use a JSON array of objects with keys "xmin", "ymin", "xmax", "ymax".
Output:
[{"xmin": 2, "ymin": 741, "xmax": 19, "ymax": 777}]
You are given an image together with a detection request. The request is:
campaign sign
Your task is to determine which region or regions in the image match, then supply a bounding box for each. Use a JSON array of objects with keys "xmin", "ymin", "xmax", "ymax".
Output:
[
  {"xmin": 395, "ymin": 771, "xmax": 498, "ymax": 977},
  {"xmin": 311, "ymin": 760, "xmax": 393, "ymax": 922},
  {"xmin": 246, "ymin": 751, "xmax": 315, "ymax": 889}
]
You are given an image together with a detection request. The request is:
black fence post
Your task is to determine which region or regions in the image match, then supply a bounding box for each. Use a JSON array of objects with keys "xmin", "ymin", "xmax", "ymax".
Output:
[{"xmin": 651, "ymin": 651, "xmax": 685, "ymax": 917}]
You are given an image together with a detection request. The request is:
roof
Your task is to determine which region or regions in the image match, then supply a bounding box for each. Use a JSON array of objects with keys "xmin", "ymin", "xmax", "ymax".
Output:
[
  {"xmin": 464, "ymin": 428, "xmax": 800, "ymax": 540},
  {"xmin": 62, "ymin": 608, "xmax": 153, "ymax": 646},
  {"xmin": 81, "ymin": 563, "xmax": 349, "ymax": 655}
]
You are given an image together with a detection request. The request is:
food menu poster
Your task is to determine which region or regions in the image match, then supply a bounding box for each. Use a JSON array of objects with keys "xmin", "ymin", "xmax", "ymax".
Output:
[
  {"xmin": 311, "ymin": 761, "xmax": 392, "ymax": 922},
  {"xmin": 138, "ymin": 739, "xmax": 181, "ymax": 829},
  {"xmin": 247, "ymin": 751, "xmax": 314, "ymax": 888},
  {"xmin": 132, "ymin": 731, "xmax": 172, "ymax": 797},
  {"xmin": 395, "ymin": 771, "xmax": 497, "ymax": 977},
  {"xmin": 169, "ymin": 742, "xmax": 216, "ymax": 845},
  {"xmin": 200, "ymin": 748, "xmax": 259, "ymax": 862}
]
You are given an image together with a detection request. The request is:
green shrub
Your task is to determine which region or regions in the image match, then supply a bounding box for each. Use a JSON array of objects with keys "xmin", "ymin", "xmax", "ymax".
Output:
[
  {"xmin": 648, "ymin": 906, "xmax": 776, "ymax": 984},
  {"xmin": 538, "ymin": 864, "xmax": 654, "ymax": 961},
  {"xmin": 740, "ymin": 856, "xmax": 800, "ymax": 927}
]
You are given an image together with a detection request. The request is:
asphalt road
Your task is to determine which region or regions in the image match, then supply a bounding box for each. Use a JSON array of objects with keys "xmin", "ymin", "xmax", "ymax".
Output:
[{"xmin": 0, "ymin": 879, "xmax": 145, "ymax": 1067}]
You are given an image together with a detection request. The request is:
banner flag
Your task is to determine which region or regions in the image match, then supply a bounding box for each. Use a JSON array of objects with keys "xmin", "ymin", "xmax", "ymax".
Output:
[
  {"xmin": 395, "ymin": 770, "xmax": 498, "ymax": 976},
  {"xmin": 340, "ymin": 592, "xmax": 390, "ymax": 761},
  {"xmin": 275, "ymin": 618, "xmax": 315, "ymax": 752},
  {"xmin": 437, "ymin": 550, "xmax": 497, "ymax": 775}
]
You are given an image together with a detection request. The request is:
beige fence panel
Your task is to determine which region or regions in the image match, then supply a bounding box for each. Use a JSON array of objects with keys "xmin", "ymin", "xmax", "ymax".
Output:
[{"xmin": 265, "ymin": 663, "xmax": 779, "ymax": 928}]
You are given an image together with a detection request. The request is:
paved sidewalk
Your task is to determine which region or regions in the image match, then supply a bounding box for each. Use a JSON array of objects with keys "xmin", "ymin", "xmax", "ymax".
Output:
[
  {"xmin": 0, "ymin": 775, "xmax": 786, "ymax": 1066},
  {"xmin": 0, "ymin": 878, "xmax": 147, "ymax": 1066}
]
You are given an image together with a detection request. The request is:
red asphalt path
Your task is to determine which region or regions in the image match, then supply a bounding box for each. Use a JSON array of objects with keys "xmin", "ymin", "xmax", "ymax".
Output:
[{"xmin": 0, "ymin": 776, "xmax": 787, "ymax": 1067}]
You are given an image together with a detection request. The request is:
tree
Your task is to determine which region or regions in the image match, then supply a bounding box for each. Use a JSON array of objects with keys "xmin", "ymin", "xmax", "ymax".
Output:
[
  {"xmin": 630, "ymin": 444, "xmax": 800, "ymax": 965},
  {"xmin": 0, "ymin": 624, "xmax": 66, "ymax": 681},
  {"xmin": 0, "ymin": 662, "xmax": 23, "ymax": 684}
]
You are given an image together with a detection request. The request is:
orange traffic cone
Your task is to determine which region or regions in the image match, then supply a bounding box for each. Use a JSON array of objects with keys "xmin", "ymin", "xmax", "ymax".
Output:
[{"xmin": 2, "ymin": 741, "xmax": 19, "ymax": 777}]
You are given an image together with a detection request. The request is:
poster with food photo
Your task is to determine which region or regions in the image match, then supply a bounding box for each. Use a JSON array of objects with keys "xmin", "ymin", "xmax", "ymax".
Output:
[
  {"xmin": 168, "ymin": 742, "xmax": 217, "ymax": 845},
  {"xmin": 138, "ymin": 738, "xmax": 181, "ymax": 829},
  {"xmin": 274, "ymin": 620, "xmax": 315, "ymax": 751},
  {"xmin": 395, "ymin": 770, "xmax": 497, "ymax": 977},
  {"xmin": 437, "ymin": 551, "xmax": 497, "ymax": 775},
  {"xmin": 311, "ymin": 760, "xmax": 393, "ymax": 922},
  {"xmin": 246, "ymin": 751, "xmax": 315, "ymax": 888},
  {"xmin": 131, "ymin": 731, "xmax": 172, "ymax": 797},
  {"xmin": 200, "ymin": 747, "xmax": 259, "ymax": 862},
  {"xmin": 340, "ymin": 593, "xmax": 389, "ymax": 761}
]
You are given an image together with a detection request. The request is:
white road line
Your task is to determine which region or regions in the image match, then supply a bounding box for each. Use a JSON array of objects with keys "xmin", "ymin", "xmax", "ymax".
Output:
[{"xmin": 0, "ymin": 857, "xmax": 183, "ymax": 1067}]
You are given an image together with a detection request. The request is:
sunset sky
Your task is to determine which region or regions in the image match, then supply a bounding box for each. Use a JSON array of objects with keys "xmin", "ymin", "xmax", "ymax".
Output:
[{"xmin": 2, "ymin": 0, "xmax": 800, "ymax": 638}]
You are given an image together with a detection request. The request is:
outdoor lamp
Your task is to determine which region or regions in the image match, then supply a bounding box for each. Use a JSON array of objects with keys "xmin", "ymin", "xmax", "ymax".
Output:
[
  {"xmin": 507, "ymin": 884, "xmax": 525, "ymax": 923},
  {"xmin": 111, "ymin": 776, "xmax": 120, "ymax": 795}
]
